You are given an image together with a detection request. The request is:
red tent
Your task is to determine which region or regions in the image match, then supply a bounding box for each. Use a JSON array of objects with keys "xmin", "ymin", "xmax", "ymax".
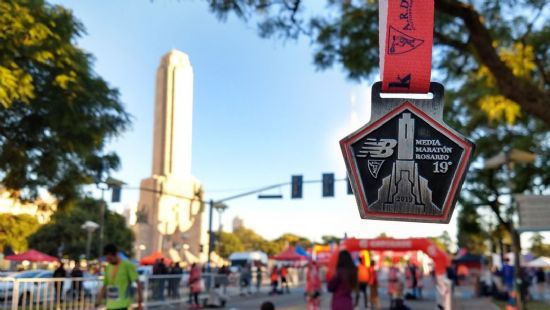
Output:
[
  {"xmin": 139, "ymin": 251, "xmax": 172, "ymax": 265},
  {"xmin": 272, "ymin": 246, "xmax": 307, "ymax": 261},
  {"xmin": 5, "ymin": 249, "xmax": 58, "ymax": 262}
]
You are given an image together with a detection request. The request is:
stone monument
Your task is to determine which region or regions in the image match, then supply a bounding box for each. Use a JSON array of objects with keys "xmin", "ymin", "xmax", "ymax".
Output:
[{"xmin": 134, "ymin": 50, "xmax": 205, "ymax": 262}]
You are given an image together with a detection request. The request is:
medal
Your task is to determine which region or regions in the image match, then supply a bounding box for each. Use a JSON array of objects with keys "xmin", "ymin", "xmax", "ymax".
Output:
[{"xmin": 341, "ymin": 0, "xmax": 474, "ymax": 223}]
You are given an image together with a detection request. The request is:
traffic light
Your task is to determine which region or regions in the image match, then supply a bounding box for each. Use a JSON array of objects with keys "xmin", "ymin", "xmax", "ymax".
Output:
[
  {"xmin": 322, "ymin": 173, "xmax": 335, "ymax": 197},
  {"xmin": 111, "ymin": 186, "xmax": 121, "ymax": 202},
  {"xmin": 291, "ymin": 175, "xmax": 303, "ymax": 199}
]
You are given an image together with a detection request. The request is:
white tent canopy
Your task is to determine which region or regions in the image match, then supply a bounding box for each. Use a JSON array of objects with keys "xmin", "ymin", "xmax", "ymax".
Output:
[{"xmin": 526, "ymin": 256, "xmax": 550, "ymax": 268}]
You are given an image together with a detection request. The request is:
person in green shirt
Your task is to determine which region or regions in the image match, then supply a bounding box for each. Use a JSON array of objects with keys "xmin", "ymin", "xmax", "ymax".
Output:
[{"xmin": 96, "ymin": 244, "xmax": 143, "ymax": 310}]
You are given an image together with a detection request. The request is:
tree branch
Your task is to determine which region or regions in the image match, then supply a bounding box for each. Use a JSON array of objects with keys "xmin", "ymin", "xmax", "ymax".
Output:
[
  {"xmin": 434, "ymin": 30, "xmax": 469, "ymax": 51},
  {"xmin": 488, "ymin": 199, "xmax": 509, "ymax": 228},
  {"xmin": 435, "ymin": 0, "xmax": 550, "ymax": 127}
]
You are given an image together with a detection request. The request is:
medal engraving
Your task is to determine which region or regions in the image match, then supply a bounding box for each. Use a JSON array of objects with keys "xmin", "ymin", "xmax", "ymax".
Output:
[{"xmin": 341, "ymin": 82, "xmax": 474, "ymax": 223}]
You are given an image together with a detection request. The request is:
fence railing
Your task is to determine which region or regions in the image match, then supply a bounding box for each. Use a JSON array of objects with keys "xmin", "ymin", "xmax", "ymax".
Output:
[
  {"xmin": 0, "ymin": 271, "xmax": 304, "ymax": 309},
  {"xmin": 0, "ymin": 276, "xmax": 101, "ymax": 310}
]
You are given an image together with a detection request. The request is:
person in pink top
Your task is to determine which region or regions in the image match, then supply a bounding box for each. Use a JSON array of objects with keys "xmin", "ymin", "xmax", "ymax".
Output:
[
  {"xmin": 188, "ymin": 263, "xmax": 202, "ymax": 309},
  {"xmin": 327, "ymin": 250, "xmax": 357, "ymax": 310},
  {"xmin": 305, "ymin": 261, "xmax": 322, "ymax": 310}
]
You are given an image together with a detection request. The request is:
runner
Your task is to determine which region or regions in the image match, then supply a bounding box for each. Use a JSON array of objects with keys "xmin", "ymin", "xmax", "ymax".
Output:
[
  {"xmin": 96, "ymin": 244, "xmax": 143, "ymax": 310},
  {"xmin": 305, "ymin": 261, "xmax": 321, "ymax": 310},
  {"xmin": 355, "ymin": 256, "xmax": 369, "ymax": 308},
  {"xmin": 280, "ymin": 265, "xmax": 290, "ymax": 293},
  {"xmin": 369, "ymin": 260, "xmax": 379, "ymax": 309},
  {"xmin": 269, "ymin": 266, "xmax": 279, "ymax": 295}
]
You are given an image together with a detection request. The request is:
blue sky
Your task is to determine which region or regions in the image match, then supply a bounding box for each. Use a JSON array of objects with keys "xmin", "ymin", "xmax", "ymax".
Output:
[{"xmin": 52, "ymin": 0, "xmax": 460, "ymax": 243}]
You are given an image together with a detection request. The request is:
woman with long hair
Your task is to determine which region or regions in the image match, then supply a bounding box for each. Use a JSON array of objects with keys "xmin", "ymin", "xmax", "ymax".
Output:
[{"xmin": 327, "ymin": 250, "xmax": 358, "ymax": 310}]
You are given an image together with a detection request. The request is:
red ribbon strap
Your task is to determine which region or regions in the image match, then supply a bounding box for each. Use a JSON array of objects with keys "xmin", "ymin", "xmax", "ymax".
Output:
[{"xmin": 379, "ymin": 0, "xmax": 434, "ymax": 94}]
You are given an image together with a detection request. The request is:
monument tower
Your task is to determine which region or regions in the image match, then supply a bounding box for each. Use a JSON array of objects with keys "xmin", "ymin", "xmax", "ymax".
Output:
[{"xmin": 134, "ymin": 50, "xmax": 205, "ymax": 261}]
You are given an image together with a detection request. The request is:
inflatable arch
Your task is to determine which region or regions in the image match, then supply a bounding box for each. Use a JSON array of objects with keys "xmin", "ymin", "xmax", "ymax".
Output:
[{"xmin": 342, "ymin": 238, "xmax": 450, "ymax": 275}]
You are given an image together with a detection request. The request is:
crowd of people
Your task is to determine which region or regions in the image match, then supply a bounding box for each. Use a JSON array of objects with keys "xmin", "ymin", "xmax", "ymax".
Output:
[
  {"xmin": 319, "ymin": 250, "xmax": 426, "ymax": 310},
  {"xmin": 472, "ymin": 257, "xmax": 550, "ymax": 308}
]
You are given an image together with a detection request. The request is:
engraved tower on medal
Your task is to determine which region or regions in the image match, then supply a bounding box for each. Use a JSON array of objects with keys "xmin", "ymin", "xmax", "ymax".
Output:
[{"xmin": 370, "ymin": 113, "xmax": 440, "ymax": 215}]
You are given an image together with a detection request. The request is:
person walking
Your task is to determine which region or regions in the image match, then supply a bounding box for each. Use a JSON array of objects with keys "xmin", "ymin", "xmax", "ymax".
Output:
[
  {"xmin": 96, "ymin": 244, "xmax": 143, "ymax": 310},
  {"xmin": 502, "ymin": 258, "xmax": 515, "ymax": 297},
  {"xmin": 53, "ymin": 262, "xmax": 66, "ymax": 303},
  {"xmin": 218, "ymin": 265, "xmax": 229, "ymax": 294},
  {"xmin": 355, "ymin": 256, "xmax": 370, "ymax": 308},
  {"xmin": 327, "ymin": 250, "xmax": 357, "ymax": 310},
  {"xmin": 305, "ymin": 261, "xmax": 322, "ymax": 310},
  {"xmin": 416, "ymin": 265, "xmax": 424, "ymax": 299},
  {"xmin": 256, "ymin": 265, "xmax": 263, "ymax": 293},
  {"xmin": 269, "ymin": 266, "xmax": 279, "ymax": 295},
  {"xmin": 70, "ymin": 263, "xmax": 84, "ymax": 300},
  {"xmin": 368, "ymin": 260, "xmax": 379, "ymax": 310},
  {"xmin": 388, "ymin": 262, "xmax": 400, "ymax": 308},
  {"xmin": 536, "ymin": 267, "xmax": 546, "ymax": 300},
  {"xmin": 169, "ymin": 262, "xmax": 183, "ymax": 298},
  {"xmin": 240, "ymin": 263, "xmax": 252, "ymax": 295},
  {"xmin": 188, "ymin": 263, "xmax": 202, "ymax": 309},
  {"xmin": 280, "ymin": 265, "xmax": 290, "ymax": 294},
  {"xmin": 405, "ymin": 261, "xmax": 418, "ymax": 299}
]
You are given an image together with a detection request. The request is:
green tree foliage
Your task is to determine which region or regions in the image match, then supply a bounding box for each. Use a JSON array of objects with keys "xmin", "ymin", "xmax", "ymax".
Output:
[
  {"xmin": 430, "ymin": 231, "xmax": 453, "ymax": 253},
  {"xmin": 216, "ymin": 226, "xmax": 312, "ymax": 258},
  {"xmin": 274, "ymin": 233, "xmax": 312, "ymax": 248},
  {"xmin": 320, "ymin": 235, "xmax": 341, "ymax": 245},
  {"xmin": 217, "ymin": 231, "xmax": 245, "ymax": 258},
  {"xmin": 530, "ymin": 233, "xmax": 550, "ymax": 257},
  {"xmin": 0, "ymin": 0, "xmax": 130, "ymax": 206},
  {"xmin": 205, "ymin": 0, "xmax": 550, "ymax": 126},
  {"xmin": 0, "ymin": 213, "xmax": 40, "ymax": 253},
  {"xmin": 203, "ymin": 2, "xmax": 550, "ymax": 260},
  {"xmin": 28, "ymin": 198, "xmax": 134, "ymax": 260},
  {"xmin": 457, "ymin": 203, "xmax": 488, "ymax": 254}
]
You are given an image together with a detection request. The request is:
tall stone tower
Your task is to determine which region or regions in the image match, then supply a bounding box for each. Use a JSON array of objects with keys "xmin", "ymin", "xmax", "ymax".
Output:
[{"xmin": 134, "ymin": 50, "xmax": 205, "ymax": 262}]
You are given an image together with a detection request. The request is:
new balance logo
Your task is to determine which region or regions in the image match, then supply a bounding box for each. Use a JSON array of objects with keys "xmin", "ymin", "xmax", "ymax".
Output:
[{"xmin": 356, "ymin": 138, "xmax": 397, "ymax": 158}]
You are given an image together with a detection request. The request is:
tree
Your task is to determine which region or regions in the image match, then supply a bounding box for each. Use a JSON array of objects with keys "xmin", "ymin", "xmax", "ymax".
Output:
[
  {"xmin": 320, "ymin": 235, "xmax": 341, "ymax": 245},
  {"xmin": 205, "ymin": 0, "xmax": 550, "ymax": 126},
  {"xmin": 273, "ymin": 233, "xmax": 312, "ymax": 248},
  {"xmin": 0, "ymin": 213, "xmax": 40, "ymax": 253},
  {"xmin": 216, "ymin": 231, "xmax": 244, "ymax": 258},
  {"xmin": 202, "ymin": 4, "xmax": 549, "ymax": 307},
  {"xmin": 0, "ymin": 0, "xmax": 130, "ymax": 206},
  {"xmin": 456, "ymin": 203, "xmax": 488, "ymax": 254},
  {"xmin": 430, "ymin": 231, "xmax": 453, "ymax": 253},
  {"xmin": 530, "ymin": 233, "xmax": 550, "ymax": 257},
  {"xmin": 28, "ymin": 198, "xmax": 134, "ymax": 260}
]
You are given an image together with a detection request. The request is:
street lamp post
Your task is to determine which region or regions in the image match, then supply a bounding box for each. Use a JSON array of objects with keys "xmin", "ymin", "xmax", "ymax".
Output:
[
  {"xmin": 81, "ymin": 221, "xmax": 99, "ymax": 261},
  {"xmin": 214, "ymin": 203, "xmax": 227, "ymax": 255},
  {"xmin": 207, "ymin": 201, "xmax": 228, "ymax": 267}
]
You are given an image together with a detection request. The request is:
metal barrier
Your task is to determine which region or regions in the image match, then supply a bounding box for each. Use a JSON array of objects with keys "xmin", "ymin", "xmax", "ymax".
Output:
[
  {"xmin": 0, "ymin": 270, "xmax": 305, "ymax": 309},
  {"xmin": 0, "ymin": 276, "xmax": 101, "ymax": 310}
]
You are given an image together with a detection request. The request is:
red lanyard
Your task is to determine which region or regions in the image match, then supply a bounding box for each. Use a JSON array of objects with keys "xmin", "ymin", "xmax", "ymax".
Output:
[{"xmin": 379, "ymin": 0, "xmax": 434, "ymax": 94}]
